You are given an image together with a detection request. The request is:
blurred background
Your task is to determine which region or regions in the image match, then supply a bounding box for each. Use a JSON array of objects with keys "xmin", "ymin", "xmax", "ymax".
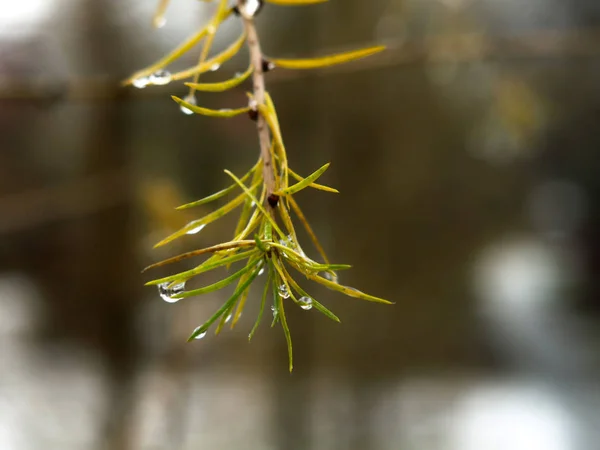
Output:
[{"xmin": 2, "ymin": 0, "xmax": 600, "ymax": 448}]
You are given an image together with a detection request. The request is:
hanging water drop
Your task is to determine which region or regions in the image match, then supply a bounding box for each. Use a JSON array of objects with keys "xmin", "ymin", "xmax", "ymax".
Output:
[
  {"xmin": 158, "ymin": 281, "xmax": 185, "ymax": 303},
  {"xmin": 239, "ymin": 0, "xmax": 263, "ymax": 17},
  {"xmin": 149, "ymin": 69, "xmax": 172, "ymax": 86},
  {"xmin": 345, "ymin": 286, "xmax": 363, "ymax": 295},
  {"xmin": 262, "ymin": 59, "xmax": 276, "ymax": 73},
  {"xmin": 225, "ymin": 314, "xmax": 232, "ymax": 324},
  {"xmin": 186, "ymin": 224, "xmax": 206, "ymax": 235},
  {"xmin": 299, "ymin": 296, "xmax": 313, "ymax": 311},
  {"xmin": 271, "ymin": 305, "xmax": 278, "ymax": 318},
  {"xmin": 132, "ymin": 77, "xmax": 150, "ymax": 89},
  {"xmin": 258, "ymin": 267, "xmax": 265, "ymax": 276},
  {"xmin": 193, "ymin": 326, "xmax": 207, "ymax": 340},
  {"xmin": 248, "ymin": 98, "xmax": 258, "ymax": 110},
  {"xmin": 279, "ymin": 238, "xmax": 291, "ymax": 258},
  {"xmin": 210, "ymin": 63, "xmax": 221, "ymax": 72},
  {"xmin": 324, "ymin": 272, "xmax": 339, "ymax": 284},
  {"xmin": 180, "ymin": 94, "xmax": 196, "ymax": 115},
  {"xmin": 278, "ymin": 284, "xmax": 290, "ymax": 299}
]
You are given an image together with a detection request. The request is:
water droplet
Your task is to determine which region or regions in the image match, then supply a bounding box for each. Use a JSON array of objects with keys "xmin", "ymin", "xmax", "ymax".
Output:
[
  {"xmin": 248, "ymin": 98, "xmax": 258, "ymax": 110},
  {"xmin": 258, "ymin": 267, "xmax": 265, "ymax": 276},
  {"xmin": 262, "ymin": 59, "xmax": 276, "ymax": 72},
  {"xmin": 186, "ymin": 224, "xmax": 206, "ymax": 235},
  {"xmin": 149, "ymin": 69, "xmax": 172, "ymax": 86},
  {"xmin": 219, "ymin": 108, "xmax": 233, "ymax": 113},
  {"xmin": 279, "ymin": 237, "xmax": 294, "ymax": 258},
  {"xmin": 180, "ymin": 94, "xmax": 196, "ymax": 115},
  {"xmin": 271, "ymin": 305, "xmax": 278, "ymax": 318},
  {"xmin": 283, "ymin": 235, "xmax": 299, "ymax": 251},
  {"xmin": 225, "ymin": 314, "xmax": 232, "ymax": 323},
  {"xmin": 158, "ymin": 281, "xmax": 185, "ymax": 303},
  {"xmin": 345, "ymin": 286, "xmax": 363, "ymax": 295},
  {"xmin": 210, "ymin": 63, "xmax": 221, "ymax": 72},
  {"xmin": 279, "ymin": 236, "xmax": 294, "ymax": 249},
  {"xmin": 240, "ymin": 0, "xmax": 263, "ymax": 17},
  {"xmin": 153, "ymin": 16, "xmax": 167, "ymax": 28},
  {"xmin": 324, "ymin": 272, "xmax": 339, "ymax": 284},
  {"xmin": 299, "ymin": 296, "xmax": 313, "ymax": 311},
  {"xmin": 193, "ymin": 326, "xmax": 207, "ymax": 340},
  {"xmin": 278, "ymin": 284, "xmax": 290, "ymax": 299},
  {"xmin": 132, "ymin": 76, "xmax": 150, "ymax": 89}
]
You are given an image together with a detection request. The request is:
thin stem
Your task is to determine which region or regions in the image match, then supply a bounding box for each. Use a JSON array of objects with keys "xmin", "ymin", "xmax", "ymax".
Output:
[
  {"xmin": 238, "ymin": 2, "xmax": 277, "ymax": 208},
  {"xmin": 186, "ymin": 0, "xmax": 228, "ymax": 97},
  {"xmin": 141, "ymin": 240, "xmax": 257, "ymax": 272}
]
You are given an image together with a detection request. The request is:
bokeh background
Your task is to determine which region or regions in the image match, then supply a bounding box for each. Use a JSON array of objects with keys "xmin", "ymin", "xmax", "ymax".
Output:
[{"xmin": 2, "ymin": 0, "xmax": 600, "ymax": 448}]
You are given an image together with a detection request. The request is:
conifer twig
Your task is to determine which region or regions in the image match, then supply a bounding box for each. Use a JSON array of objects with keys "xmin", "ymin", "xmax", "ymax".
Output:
[{"xmin": 130, "ymin": 0, "xmax": 391, "ymax": 370}]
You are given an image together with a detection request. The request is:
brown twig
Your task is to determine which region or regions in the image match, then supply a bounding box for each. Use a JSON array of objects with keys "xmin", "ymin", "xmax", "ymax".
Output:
[
  {"xmin": 0, "ymin": 169, "xmax": 129, "ymax": 235},
  {"xmin": 237, "ymin": 2, "xmax": 277, "ymax": 210}
]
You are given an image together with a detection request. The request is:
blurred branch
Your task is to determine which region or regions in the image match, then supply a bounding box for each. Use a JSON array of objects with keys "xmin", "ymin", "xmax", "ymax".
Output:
[
  {"xmin": 0, "ymin": 75, "xmax": 122, "ymax": 102},
  {"xmin": 2, "ymin": 27, "xmax": 600, "ymax": 101},
  {"xmin": 0, "ymin": 169, "xmax": 130, "ymax": 235}
]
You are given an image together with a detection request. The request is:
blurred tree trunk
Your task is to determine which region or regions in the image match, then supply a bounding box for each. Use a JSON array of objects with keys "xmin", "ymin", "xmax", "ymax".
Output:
[
  {"xmin": 81, "ymin": 3, "xmax": 139, "ymax": 448},
  {"xmin": 70, "ymin": 1, "xmax": 139, "ymax": 449}
]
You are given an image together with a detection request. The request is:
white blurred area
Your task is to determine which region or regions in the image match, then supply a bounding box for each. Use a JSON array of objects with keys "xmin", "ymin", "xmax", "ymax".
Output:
[
  {"xmin": 451, "ymin": 382, "xmax": 574, "ymax": 450},
  {"xmin": 0, "ymin": 273, "xmax": 107, "ymax": 449},
  {"xmin": 0, "ymin": 272, "xmax": 272, "ymax": 449},
  {"xmin": 130, "ymin": 370, "xmax": 272, "ymax": 450},
  {"xmin": 3, "ymin": 245, "xmax": 590, "ymax": 449},
  {"xmin": 0, "ymin": 0, "xmax": 241, "ymax": 81},
  {"xmin": 3, "ymin": 256, "xmax": 598, "ymax": 449},
  {"xmin": 0, "ymin": 0, "xmax": 55, "ymax": 35},
  {"xmin": 369, "ymin": 376, "xmax": 578, "ymax": 450},
  {"xmin": 471, "ymin": 173, "xmax": 597, "ymax": 378},
  {"xmin": 472, "ymin": 234, "xmax": 596, "ymax": 376},
  {"xmin": 463, "ymin": 229, "xmax": 600, "ymax": 449}
]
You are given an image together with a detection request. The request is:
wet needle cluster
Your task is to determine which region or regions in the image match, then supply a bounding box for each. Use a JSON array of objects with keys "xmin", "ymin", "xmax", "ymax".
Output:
[{"xmin": 125, "ymin": 0, "xmax": 390, "ymax": 371}]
